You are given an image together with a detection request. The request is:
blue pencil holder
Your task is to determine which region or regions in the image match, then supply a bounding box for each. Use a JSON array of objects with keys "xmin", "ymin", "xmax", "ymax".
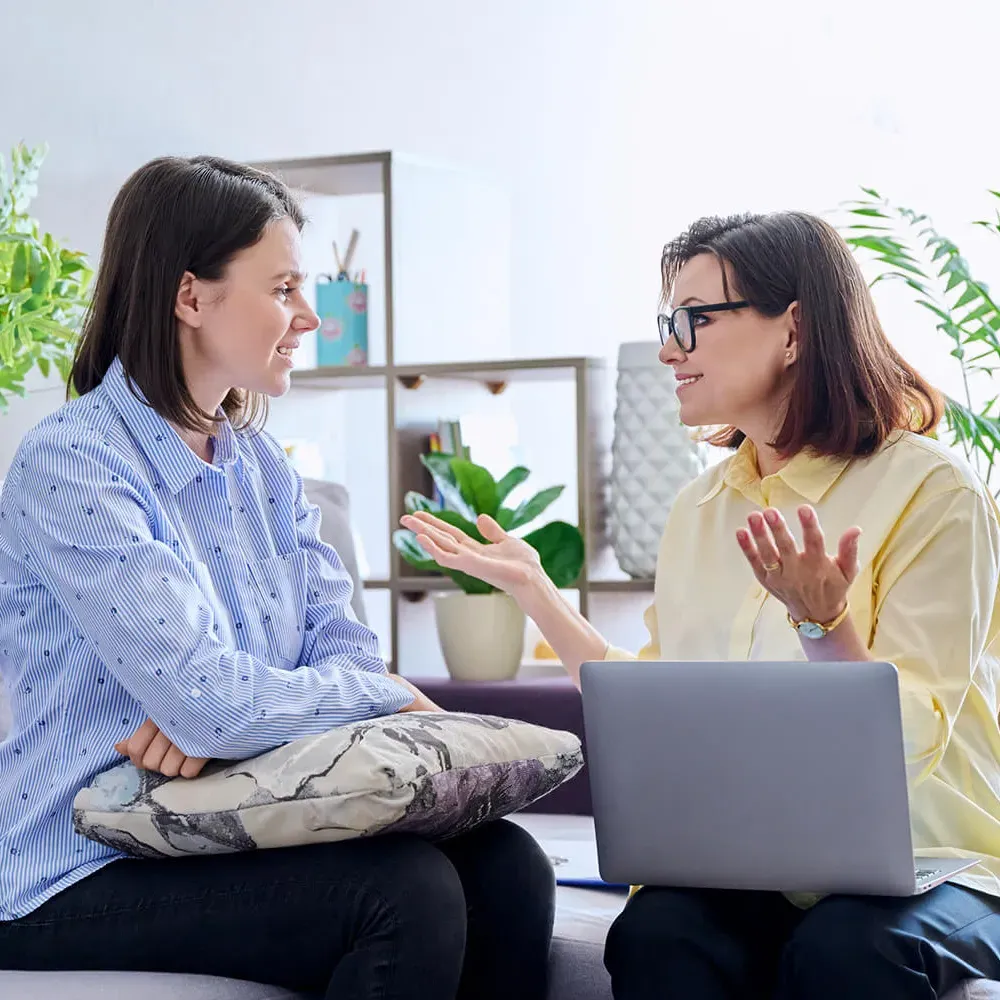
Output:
[{"xmin": 315, "ymin": 276, "xmax": 369, "ymax": 367}]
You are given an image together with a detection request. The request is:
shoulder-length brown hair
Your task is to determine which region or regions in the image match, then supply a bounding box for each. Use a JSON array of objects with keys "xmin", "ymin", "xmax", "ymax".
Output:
[
  {"xmin": 70, "ymin": 155, "xmax": 305, "ymax": 433},
  {"xmin": 661, "ymin": 211, "xmax": 943, "ymax": 457}
]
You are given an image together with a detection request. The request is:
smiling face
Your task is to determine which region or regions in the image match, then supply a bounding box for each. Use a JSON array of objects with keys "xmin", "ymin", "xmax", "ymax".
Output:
[
  {"xmin": 659, "ymin": 252, "xmax": 798, "ymax": 437},
  {"xmin": 175, "ymin": 216, "xmax": 319, "ymax": 413}
]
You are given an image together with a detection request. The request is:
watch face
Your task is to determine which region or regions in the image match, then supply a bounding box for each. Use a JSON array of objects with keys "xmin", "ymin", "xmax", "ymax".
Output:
[{"xmin": 797, "ymin": 620, "xmax": 825, "ymax": 640}]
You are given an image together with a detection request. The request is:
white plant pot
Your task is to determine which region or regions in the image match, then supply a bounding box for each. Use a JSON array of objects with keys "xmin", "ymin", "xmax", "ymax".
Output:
[
  {"xmin": 433, "ymin": 591, "xmax": 526, "ymax": 681},
  {"xmin": 609, "ymin": 341, "xmax": 704, "ymax": 579}
]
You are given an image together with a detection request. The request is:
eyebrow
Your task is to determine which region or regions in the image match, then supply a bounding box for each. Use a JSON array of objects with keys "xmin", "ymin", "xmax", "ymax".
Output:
[
  {"xmin": 270, "ymin": 270, "xmax": 307, "ymax": 282},
  {"xmin": 678, "ymin": 296, "xmax": 706, "ymax": 306}
]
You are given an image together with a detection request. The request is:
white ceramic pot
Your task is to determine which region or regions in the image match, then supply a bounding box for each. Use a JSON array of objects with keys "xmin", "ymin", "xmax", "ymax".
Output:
[
  {"xmin": 609, "ymin": 341, "xmax": 704, "ymax": 579},
  {"xmin": 433, "ymin": 591, "xmax": 526, "ymax": 681}
]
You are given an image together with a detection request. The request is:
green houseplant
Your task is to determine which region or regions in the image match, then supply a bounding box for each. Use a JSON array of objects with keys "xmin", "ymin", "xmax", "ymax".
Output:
[
  {"xmin": 0, "ymin": 143, "xmax": 92, "ymax": 411},
  {"xmin": 392, "ymin": 452, "xmax": 585, "ymax": 679},
  {"xmin": 839, "ymin": 188, "xmax": 1000, "ymax": 494}
]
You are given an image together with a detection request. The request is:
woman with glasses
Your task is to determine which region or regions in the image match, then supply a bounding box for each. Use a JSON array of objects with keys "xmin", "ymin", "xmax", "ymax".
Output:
[{"xmin": 401, "ymin": 211, "xmax": 1000, "ymax": 999}]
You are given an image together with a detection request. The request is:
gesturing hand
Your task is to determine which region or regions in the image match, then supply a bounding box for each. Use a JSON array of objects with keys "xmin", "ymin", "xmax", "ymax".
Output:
[
  {"xmin": 115, "ymin": 718, "xmax": 210, "ymax": 779},
  {"xmin": 399, "ymin": 511, "xmax": 541, "ymax": 596},
  {"xmin": 736, "ymin": 504, "xmax": 861, "ymax": 626}
]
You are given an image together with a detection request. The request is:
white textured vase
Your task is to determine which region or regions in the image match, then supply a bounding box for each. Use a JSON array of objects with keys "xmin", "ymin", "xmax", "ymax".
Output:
[
  {"xmin": 433, "ymin": 592, "xmax": 526, "ymax": 681},
  {"xmin": 609, "ymin": 341, "xmax": 704, "ymax": 579}
]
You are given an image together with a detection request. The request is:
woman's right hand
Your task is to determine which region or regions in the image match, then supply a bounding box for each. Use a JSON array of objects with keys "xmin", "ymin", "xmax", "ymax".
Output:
[{"xmin": 399, "ymin": 511, "xmax": 542, "ymax": 598}]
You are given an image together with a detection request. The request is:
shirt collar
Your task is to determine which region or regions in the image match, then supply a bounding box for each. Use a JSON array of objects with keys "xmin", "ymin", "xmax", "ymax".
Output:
[
  {"xmin": 102, "ymin": 356, "xmax": 241, "ymax": 495},
  {"xmin": 697, "ymin": 437, "xmax": 850, "ymax": 507}
]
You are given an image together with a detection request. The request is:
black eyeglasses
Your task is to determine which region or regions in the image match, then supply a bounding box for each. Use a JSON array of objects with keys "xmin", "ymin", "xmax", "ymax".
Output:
[{"xmin": 657, "ymin": 301, "xmax": 749, "ymax": 353}]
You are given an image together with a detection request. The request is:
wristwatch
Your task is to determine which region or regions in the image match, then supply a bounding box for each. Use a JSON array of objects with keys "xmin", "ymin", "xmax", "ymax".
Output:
[{"xmin": 786, "ymin": 604, "xmax": 850, "ymax": 639}]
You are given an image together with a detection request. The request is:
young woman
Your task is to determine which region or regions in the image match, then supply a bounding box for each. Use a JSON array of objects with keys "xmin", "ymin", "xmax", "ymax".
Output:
[
  {"xmin": 0, "ymin": 155, "xmax": 554, "ymax": 1000},
  {"xmin": 403, "ymin": 211, "xmax": 1000, "ymax": 999}
]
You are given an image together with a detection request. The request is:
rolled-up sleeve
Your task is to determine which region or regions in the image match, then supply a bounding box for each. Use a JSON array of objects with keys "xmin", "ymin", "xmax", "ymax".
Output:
[
  {"xmin": 870, "ymin": 482, "xmax": 1000, "ymax": 786},
  {"xmin": 12, "ymin": 434, "xmax": 411, "ymax": 759}
]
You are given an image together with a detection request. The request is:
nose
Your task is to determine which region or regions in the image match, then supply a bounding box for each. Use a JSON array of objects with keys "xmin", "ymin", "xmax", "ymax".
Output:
[
  {"xmin": 295, "ymin": 298, "xmax": 320, "ymax": 334},
  {"xmin": 658, "ymin": 337, "xmax": 685, "ymax": 366}
]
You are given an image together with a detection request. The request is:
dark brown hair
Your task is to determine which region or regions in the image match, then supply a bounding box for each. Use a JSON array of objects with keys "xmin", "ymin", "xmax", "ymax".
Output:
[
  {"xmin": 661, "ymin": 211, "xmax": 943, "ymax": 457},
  {"xmin": 70, "ymin": 155, "xmax": 305, "ymax": 433}
]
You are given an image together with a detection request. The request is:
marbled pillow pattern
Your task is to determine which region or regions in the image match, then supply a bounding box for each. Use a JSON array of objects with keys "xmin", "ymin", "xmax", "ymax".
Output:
[{"xmin": 72, "ymin": 712, "xmax": 583, "ymax": 858}]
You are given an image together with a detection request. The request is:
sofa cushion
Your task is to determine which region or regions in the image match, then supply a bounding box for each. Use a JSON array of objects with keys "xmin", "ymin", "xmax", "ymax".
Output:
[
  {"xmin": 73, "ymin": 714, "xmax": 583, "ymax": 857},
  {"xmin": 301, "ymin": 477, "xmax": 367, "ymax": 625},
  {"xmin": 0, "ymin": 971, "xmax": 308, "ymax": 999}
]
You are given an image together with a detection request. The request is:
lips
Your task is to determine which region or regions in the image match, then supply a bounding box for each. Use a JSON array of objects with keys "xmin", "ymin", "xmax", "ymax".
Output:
[{"xmin": 675, "ymin": 373, "xmax": 702, "ymax": 388}]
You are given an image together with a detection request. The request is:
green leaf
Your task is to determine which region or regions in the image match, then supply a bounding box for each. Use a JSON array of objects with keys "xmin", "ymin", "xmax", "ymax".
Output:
[
  {"xmin": 10, "ymin": 241, "xmax": 29, "ymax": 290},
  {"xmin": 495, "ymin": 465, "xmax": 530, "ymax": 503},
  {"xmin": 419, "ymin": 453, "xmax": 475, "ymax": 519},
  {"xmin": 952, "ymin": 285, "xmax": 983, "ymax": 311},
  {"xmin": 403, "ymin": 491, "xmax": 438, "ymax": 514},
  {"xmin": 521, "ymin": 521, "xmax": 584, "ymax": 588},
  {"xmin": 850, "ymin": 207, "xmax": 890, "ymax": 218},
  {"xmin": 495, "ymin": 507, "xmax": 515, "ymax": 530},
  {"xmin": 451, "ymin": 459, "xmax": 499, "ymax": 517},
  {"xmin": 36, "ymin": 356, "xmax": 50, "ymax": 379},
  {"xmin": 506, "ymin": 485, "xmax": 565, "ymax": 530}
]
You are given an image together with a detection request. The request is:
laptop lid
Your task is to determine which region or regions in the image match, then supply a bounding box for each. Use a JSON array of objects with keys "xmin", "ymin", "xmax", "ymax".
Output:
[{"xmin": 579, "ymin": 659, "xmax": 918, "ymax": 895}]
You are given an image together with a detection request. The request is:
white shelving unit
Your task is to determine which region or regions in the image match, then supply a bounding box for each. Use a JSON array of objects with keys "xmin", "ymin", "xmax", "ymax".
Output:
[{"xmin": 252, "ymin": 151, "xmax": 652, "ymax": 672}]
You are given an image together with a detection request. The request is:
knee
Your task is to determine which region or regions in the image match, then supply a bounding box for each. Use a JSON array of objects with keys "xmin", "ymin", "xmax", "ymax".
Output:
[
  {"xmin": 474, "ymin": 821, "xmax": 554, "ymax": 906},
  {"xmin": 450, "ymin": 820, "xmax": 555, "ymax": 931},
  {"xmin": 786, "ymin": 897, "xmax": 914, "ymax": 981},
  {"xmin": 355, "ymin": 836, "xmax": 467, "ymax": 944},
  {"xmin": 604, "ymin": 888, "xmax": 708, "ymax": 976}
]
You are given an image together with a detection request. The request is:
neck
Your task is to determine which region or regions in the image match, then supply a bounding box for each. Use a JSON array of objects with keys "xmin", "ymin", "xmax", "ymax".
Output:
[
  {"xmin": 177, "ymin": 341, "xmax": 227, "ymax": 463},
  {"xmin": 750, "ymin": 438, "xmax": 790, "ymax": 478}
]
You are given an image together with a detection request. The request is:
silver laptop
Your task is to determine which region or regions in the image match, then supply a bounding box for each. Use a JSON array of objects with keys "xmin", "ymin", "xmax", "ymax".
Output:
[{"xmin": 579, "ymin": 659, "xmax": 977, "ymax": 896}]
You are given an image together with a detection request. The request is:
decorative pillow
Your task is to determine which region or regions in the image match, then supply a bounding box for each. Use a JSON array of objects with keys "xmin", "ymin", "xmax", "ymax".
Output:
[{"xmin": 72, "ymin": 712, "xmax": 583, "ymax": 858}]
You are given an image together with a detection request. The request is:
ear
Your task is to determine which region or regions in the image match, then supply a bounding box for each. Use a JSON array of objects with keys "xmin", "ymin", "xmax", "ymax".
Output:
[
  {"xmin": 783, "ymin": 300, "xmax": 800, "ymax": 366},
  {"xmin": 174, "ymin": 272, "xmax": 204, "ymax": 328}
]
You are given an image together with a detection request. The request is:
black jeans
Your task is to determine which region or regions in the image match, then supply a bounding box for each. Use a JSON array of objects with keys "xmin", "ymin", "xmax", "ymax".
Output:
[
  {"xmin": 605, "ymin": 883, "xmax": 1000, "ymax": 1000},
  {"xmin": 0, "ymin": 819, "xmax": 555, "ymax": 1000}
]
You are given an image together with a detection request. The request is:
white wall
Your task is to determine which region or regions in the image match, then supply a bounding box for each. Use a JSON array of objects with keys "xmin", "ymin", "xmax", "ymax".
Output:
[{"xmin": 4, "ymin": 0, "xmax": 1000, "ymax": 660}]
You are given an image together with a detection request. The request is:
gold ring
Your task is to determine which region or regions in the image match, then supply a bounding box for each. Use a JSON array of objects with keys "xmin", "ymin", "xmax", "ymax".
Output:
[{"xmin": 762, "ymin": 561, "xmax": 781, "ymax": 573}]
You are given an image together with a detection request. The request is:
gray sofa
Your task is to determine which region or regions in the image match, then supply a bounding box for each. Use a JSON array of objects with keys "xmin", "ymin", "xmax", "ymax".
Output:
[{"xmin": 0, "ymin": 477, "xmax": 997, "ymax": 999}]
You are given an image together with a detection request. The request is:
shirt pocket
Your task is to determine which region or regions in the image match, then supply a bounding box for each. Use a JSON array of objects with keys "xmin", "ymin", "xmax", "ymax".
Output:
[{"xmin": 252, "ymin": 550, "xmax": 308, "ymax": 670}]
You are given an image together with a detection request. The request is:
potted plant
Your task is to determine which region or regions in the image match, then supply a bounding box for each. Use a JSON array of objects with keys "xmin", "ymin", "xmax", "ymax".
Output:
[
  {"xmin": 0, "ymin": 142, "xmax": 92, "ymax": 412},
  {"xmin": 392, "ymin": 452, "xmax": 584, "ymax": 680},
  {"xmin": 839, "ymin": 188, "xmax": 1000, "ymax": 493}
]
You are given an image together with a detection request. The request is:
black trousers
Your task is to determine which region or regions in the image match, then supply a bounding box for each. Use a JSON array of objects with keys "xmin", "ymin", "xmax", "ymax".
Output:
[
  {"xmin": 605, "ymin": 883, "xmax": 1000, "ymax": 1000},
  {"xmin": 0, "ymin": 819, "xmax": 555, "ymax": 1000}
]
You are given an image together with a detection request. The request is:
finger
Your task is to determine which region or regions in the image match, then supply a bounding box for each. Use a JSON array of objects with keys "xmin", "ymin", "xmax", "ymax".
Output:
[
  {"xmin": 476, "ymin": 514, "xmax": 508, "ymax": 543},
  {"xmin": 402, "ymin": 512, "xmax": 478, "ymax": 547},
  {"xmin": 114, "ymin": 741, "xmax": 128, "ymax": 756},
  {"xmin": 126, "ymin": 719, "xmax": 160, "ymax": 767},
  {"xmin": 747, "ymin": 512, "xmax": 781, "ymax": 570},
  {"xmin": 411, "ymin": 517, "xmax": 484, "ymax": 555},
  {"xmin": 736, "ymin": 527, "xmax": 768, "ymax": 581},
  {"xmin": 141, "ymin": 731, "xmax": 173, "ymax": 772},
  {"xmin": 414, "ymin": 530, "xmax": 462, "ymax": 564},
  {"xmin": 764, "ymin": 508, "xmax": 799, "ymax": 561},
  {"xmin": 798, "ymin": 505, "xmax": 827, "ymax": 559},
  {"xmin": 159, "ymin": 743, "xmax": 187, "ymax": 778},
  {"xmin": 836, "ymin": 527, "xmax": 862, "ymax": 582},
  {"xmin": 180, "ymin": 756, "xmax": 210, "ymax": 779}
]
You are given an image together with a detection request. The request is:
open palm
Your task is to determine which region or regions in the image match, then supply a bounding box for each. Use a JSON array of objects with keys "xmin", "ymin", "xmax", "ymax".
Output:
[{"xmin": 399, "ymin": 511, "xmax": 541, "ymax": 594}]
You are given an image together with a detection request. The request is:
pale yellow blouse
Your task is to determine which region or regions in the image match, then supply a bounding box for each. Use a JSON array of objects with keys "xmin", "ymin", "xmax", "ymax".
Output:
[{"xmin": 605, "ymin": 430, "xmax": 1000, "ymax": 897}]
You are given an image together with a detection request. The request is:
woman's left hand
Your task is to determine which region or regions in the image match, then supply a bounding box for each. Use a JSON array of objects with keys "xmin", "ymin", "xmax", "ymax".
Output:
[{"xmin": 736, "ymin": 505, "xmax": 861, "ymax": 626}]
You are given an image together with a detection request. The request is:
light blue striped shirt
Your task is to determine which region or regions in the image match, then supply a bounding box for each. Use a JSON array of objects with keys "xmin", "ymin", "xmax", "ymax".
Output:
[{"xmin": 0, "ymin": 356, "xmax": 411, "ymax": 919}]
